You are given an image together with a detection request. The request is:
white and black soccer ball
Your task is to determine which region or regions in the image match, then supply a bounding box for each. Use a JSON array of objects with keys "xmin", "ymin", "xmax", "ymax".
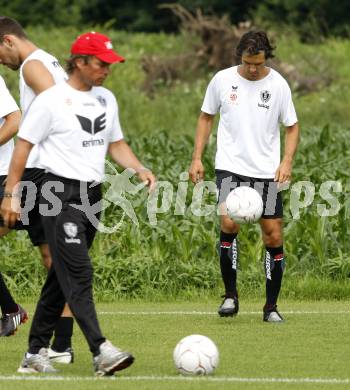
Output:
[
  {"xmin": 226, "ymin": 186, "xmax": 263, "ymax": 224},
  {"xmin": 173, "ymin": 334, "xmax": 219, "ymax": 375}
]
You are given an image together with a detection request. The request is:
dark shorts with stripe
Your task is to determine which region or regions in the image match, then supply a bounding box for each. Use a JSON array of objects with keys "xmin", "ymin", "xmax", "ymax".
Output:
[
  {"xmin": 0, "ymin": 168, "xmax": 47, "ymax": 246},
  {"xmin": 215, "ymin": 170, "xmax": 283, "ymax": 219}
]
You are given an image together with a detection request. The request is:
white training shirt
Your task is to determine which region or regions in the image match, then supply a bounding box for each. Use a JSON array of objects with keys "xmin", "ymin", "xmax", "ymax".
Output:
[
  {"xmin": 18, "ymin": 81, "xmax": 124, "ymax": 182},
  {"xmin": 19, "ymin": 49, "xmax": 67, "ymax": 168},
  {"xmin": 201, "ymin": 66, "xmax": 298, "ymax": 178},
  {"xmin": 0, "ymin": 75, "xmax": 20, "ymax": 175}
]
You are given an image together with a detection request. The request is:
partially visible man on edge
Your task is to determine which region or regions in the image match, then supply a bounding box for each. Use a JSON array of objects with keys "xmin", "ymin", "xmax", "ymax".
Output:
[
  {"xmin": 0, "ymin": 16, "xmax": 74, "ymax": 363},
  {"xmin": 0, "ymin": 74, "xmax": 22, "ymax": 335},
  {"xmin": 1, "ymin": 31, "xmax": 155, "ymax": 375},
  {"xmin": 189, "ymin": 31, "xmax": 299, "ymax": 322}
]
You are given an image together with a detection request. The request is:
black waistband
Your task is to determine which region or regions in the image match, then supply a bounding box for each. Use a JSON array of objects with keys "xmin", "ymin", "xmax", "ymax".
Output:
[{"xmin": 44, "ymin": 173, "xmax": 99, "ymax": 188}]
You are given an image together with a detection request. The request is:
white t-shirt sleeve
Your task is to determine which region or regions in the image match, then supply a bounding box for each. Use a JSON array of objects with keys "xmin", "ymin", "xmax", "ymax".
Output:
[
  {"xmin": 279, "ymin": 80, "xmax": 298, "ymax": 127},
  {"xmin": 0, "ymin": 76, "xmax": 19, "ymax": 118},
  {"xmin": 109, "ymin": 97, "xmax": 124, "ymax": 142},
  {"xmin": 18, "ymin": 95, "xmax": 52, "ymax": 144},
  {"xmin": 201, "ymin": 74, "xmax": 220, "ymax": 115}
]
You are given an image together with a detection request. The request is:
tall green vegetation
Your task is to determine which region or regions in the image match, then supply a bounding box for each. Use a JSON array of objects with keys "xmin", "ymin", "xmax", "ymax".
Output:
[
  {"xmin": 2, "ymin": 127, "xmax": 350, "ymax": 300},
  {"xmin": 0, "ymin": 27, "xmax": 349, "ymax": 300}
]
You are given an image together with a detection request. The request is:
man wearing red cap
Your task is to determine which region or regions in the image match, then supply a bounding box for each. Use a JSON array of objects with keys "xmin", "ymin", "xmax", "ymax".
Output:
[
  {"xmin": 0, "ymin": 16, "xmax": 74, "ymax": 361},
  {"xmin": 1, "ymin": 30, "xmax": 155, "ymax": 375},
  {"xmin": 71, "ymin": 31, "xmax": 126, "ymax": 63}
]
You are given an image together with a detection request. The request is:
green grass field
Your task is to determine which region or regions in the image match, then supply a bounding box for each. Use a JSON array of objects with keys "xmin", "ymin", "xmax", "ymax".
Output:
[{"xmin": 0, "ymin": 300, "xmax": 349, "ymax": 390}]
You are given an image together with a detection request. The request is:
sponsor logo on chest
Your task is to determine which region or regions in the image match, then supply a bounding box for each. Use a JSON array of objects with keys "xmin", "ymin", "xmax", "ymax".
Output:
[
  {"xmin": 258, "ymin": 90, "xmax": 271, "ymax": 110},
  {"xmin": 75, "ymin": 112, "xmax": 107, "ymax": 147},
  {"xmin": 228, "ymin": 85, "xmax": 239, "ymax": 105}
]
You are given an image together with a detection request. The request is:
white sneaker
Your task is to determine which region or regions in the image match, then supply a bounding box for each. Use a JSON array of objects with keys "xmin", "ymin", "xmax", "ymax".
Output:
[
  {"xmin": 263, "ymin": 306, "xmax": 284, "ymax": 322},
  {"xmin": 18, "ymin": 347, "xmax": 58, "ymax": 373},
  {"xmin": 48, "ymin": 347, "xmax": 74, "ymax": 364},
  {"xmin": 218, "ymin": 296, "xmax": 239, "ymax": 317},
  {"xmin": 93, "ymin": 340, "xmax": 134, "ymax": 376}
]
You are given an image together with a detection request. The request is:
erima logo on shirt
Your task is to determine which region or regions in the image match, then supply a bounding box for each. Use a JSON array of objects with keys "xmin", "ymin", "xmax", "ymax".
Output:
[
  {"xmin": 52, "ymin": 61, "xmax": 62, "ymax": 68},
  {"xmin": 76, "ymin": 112, "xmax": 106, "ymax": 135}
]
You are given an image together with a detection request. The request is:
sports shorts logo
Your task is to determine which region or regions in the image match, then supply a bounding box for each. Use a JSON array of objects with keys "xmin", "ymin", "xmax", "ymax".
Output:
[{"xmin": 63, "ymin": 222, "xmax": 81, "ymax": 244}]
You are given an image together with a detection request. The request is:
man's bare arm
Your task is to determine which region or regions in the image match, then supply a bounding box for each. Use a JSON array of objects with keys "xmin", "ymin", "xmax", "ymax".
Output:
[
  {"xmin": 188, "ymin": 112, "xmax": 215, "ymax": 183},
  {"xmin": 22, "ymin": 60, "xmax": 55, "ymax": 94},
  {"xmin": 0, "ymin": 110, "xmax": 21, "ymax": 146},
  {"xmin": 275, "ymin": 122, "xmax": 300, "ymax": 183}
]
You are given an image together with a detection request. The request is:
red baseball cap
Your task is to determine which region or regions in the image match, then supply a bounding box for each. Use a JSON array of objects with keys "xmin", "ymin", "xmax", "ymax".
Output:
[{"xmin": 71, "ymin": 31, "xmax": 125, "ymax": 64}]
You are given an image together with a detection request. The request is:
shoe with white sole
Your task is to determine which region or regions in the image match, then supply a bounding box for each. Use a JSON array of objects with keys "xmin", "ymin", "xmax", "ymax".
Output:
[
  {"xmin": 218, "ymin": 296, "xmax": 239, "ymax": 317},
  {"xmin": 0, "ymin": 304, "xmax": 28, "ymax": 337},
  {"xmin": 48, "ymin": 347, "xmax": 74, "ymax": 364},
  {"xmin": 93, "ymin": 340, "xmax": 134, "ymax": 376},
  {"xmin": 18, "ymin": 347, "xmax": 58, "ymax": 373},
  {"xmin": 263, "ymin": 305, "xmax": 284, "ymax": 322}
]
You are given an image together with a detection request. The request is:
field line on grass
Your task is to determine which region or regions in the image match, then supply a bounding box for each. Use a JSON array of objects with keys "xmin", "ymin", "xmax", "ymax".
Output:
[
  {"xmin": 96, "ymin": 310, "xmax": 350, "ymax": 315},
  {"xmin": 0, "ymin": 375, "xmax": 349, "ymax": 384}
]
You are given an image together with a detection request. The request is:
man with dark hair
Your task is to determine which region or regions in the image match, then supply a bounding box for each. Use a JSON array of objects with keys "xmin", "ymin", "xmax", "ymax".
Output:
[
  {"xmin": 1, "ymin": 31, "xmax": 155, "ymax": 375},
  {"xmin": 0, "ymin": 16, "xmax": 74, "ymax": 361},
  {"xmin": 235, "ymin": 30, "xmax": 275, "ymax": 60},
  {"xmin": 0, "ymin": 16, "xmax": 27, "ymax": 41},
  {"xmin": 189, "ymin": 30, "xmax": 299, "ymax": 322}
]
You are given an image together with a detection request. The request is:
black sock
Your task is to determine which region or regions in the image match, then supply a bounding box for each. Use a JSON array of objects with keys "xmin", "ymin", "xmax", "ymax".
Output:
[
  {"xmin": 0, "ymin": 272, "xmax": 18, "ymax": 314},
  {"xmin": 264, "ymin": 246, "xmax": 284, "ymax": 310},
  {"xmin": 51, "ymin": 317, "xmax": 74, "ymax": 351},
  {"xmin": 219, "ymin": 231, "xmax": 238, "ymax": 298}
]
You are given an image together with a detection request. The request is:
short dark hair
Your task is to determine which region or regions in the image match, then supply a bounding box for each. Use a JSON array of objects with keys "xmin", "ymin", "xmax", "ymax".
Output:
[
  {"xmin": 236, "ymin": 31, "xmax": 275, "ymax": 59},
  {"xmin": 0, "ymin": 16, "xmax": 27, "ymax": 42},
  {"xmin": 65, "ymin": 55, "xmax": 91, "ymax": 74}
]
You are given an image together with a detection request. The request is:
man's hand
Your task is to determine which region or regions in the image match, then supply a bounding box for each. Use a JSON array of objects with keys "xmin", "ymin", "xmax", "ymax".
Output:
[
  {"xmin": 274, "ymin": 157, "xmax": 292, "ymax": 184},
  {"xmin": 1, "ymin": 195, "xmax": 21, "ymax": 228},
  {"xmin": 189, "ymin": 159, "xmax": 205, "ymax": 184},
  {"xmin": 137, "ymin": 169, "xmax": 156, "ymax": 192}
]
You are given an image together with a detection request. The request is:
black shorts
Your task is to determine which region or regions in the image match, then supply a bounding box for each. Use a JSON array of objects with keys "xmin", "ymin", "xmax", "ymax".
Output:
[
  {"xmin": 215, "ymin": 170, "xmax": 283, "ymax": 219},
  {"xmin": 0, "ymin": 168, "xmax": 47, "ymax": 246},
  {"xmin": 41, "ymin": 172, "xmax": 102, "ymax": 250}
]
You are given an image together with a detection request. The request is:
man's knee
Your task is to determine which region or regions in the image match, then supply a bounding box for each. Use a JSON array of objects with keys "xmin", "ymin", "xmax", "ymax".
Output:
[
  {"xmin": 264, "ymin": 231, "xmax": 282, "ymax": 246},
  {"xmin": 261, "ymin": 218, "xmax": 283, "ymax": 246},
  {"xmin": 220, "ymin": 214, "xmax": 240, "ymax": 233}
]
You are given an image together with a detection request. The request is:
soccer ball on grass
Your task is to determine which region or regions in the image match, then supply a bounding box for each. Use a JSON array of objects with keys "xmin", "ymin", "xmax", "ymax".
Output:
[{"xmin": 173, "ymin": 334, "xmax": 219, "ymax": 375}]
